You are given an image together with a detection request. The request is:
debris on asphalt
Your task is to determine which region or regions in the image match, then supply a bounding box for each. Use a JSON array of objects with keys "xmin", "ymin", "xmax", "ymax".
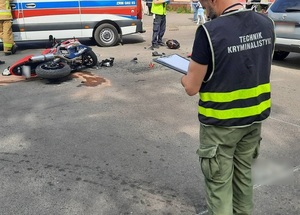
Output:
[
  {"xmin": 148, "ymin": 46, "xmax": 154, "ymax": 50},
  {"xmin": 2, "ymin": 68, "xmax": 11, "ymax": 76},
  {"xmin": 130, "ymin": 57, "xmax": 138, "ymax": 64},
  {"xmin": 149, "ymin": 62, "xmax": 154, "ymax": 68},
  {"xmin": 152, "ymin": 51, "xmax": 165, "ymax": 57},
  {"xmin": 100, "ymin": 57, "xmax": 114, "ymax": 67}
]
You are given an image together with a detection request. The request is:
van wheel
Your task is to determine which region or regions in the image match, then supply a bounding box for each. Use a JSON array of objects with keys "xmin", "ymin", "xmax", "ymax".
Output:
[
  {"xmin": 94, "ymin": 23, "xmax": 119, "ymax": 47},
  {"xmin": 273, "ymin": 51, "xmax": 290, "ymax": 61}
]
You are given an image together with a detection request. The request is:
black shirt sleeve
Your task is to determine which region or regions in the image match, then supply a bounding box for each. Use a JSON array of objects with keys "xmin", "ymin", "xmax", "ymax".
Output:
[
  {"xmin": 190, "ymin": 25, "xmax": 213, "ymax": 81},
  {"xmin": 191, "ymin": 25, "xmax": 211, "ymax": 65}
]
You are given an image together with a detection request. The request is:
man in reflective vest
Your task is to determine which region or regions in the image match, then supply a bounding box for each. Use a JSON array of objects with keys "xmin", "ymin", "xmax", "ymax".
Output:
[
  {"xmin": 150, "ymin": 0, "xmax": 168, "ymax": 49},
  {"xmin": 0, "ymin": 0, "xmax": 17, "ymax": 56},
  {"xmin": 181, "ymin": 0, "xmax": 275, "ymax": 214}
]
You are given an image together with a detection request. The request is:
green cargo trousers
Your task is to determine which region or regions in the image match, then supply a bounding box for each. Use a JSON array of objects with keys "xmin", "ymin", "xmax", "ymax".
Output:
[{"xmin": 197, "ymin": 123, "xmax": 261, "ymax": 215}]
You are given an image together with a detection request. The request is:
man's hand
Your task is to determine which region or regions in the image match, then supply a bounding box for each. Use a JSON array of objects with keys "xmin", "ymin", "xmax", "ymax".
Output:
[{"xmin": 181, "ymin": 59, "xmax": 208, "ymax": 96}]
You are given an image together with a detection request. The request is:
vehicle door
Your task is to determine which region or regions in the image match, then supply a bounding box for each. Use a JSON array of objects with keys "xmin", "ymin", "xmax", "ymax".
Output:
[
  {"xmin": 269, "ymin": 0, "xmax": 300, "ymax": 40},
  {"xmin": 20, "ymin": 0, "xmax": 81, "ymax": 40},
  {"xmin": 11, "ymin": 0, "xmax": 26, "ymax": 41}
]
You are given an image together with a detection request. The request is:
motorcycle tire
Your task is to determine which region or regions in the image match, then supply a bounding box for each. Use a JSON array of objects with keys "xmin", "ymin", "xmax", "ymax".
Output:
[
  {"xmin": 82, "ymin": 50, "xmax": 98, "ymax": 67},
  {"xmin": 36, "ymin": 61, "xmax": 71, "ymax": 79}
]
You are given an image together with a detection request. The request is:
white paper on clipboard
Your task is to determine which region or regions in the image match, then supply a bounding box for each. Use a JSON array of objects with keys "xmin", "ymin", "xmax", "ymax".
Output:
[{"xmin": 153, "ymin": 54, "xmax": 190, "ymax": 75}]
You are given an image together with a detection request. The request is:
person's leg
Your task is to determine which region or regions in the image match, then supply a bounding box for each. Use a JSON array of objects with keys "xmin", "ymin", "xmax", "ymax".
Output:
[
  {"xmin": 233, "ymin": 123, "xmax": 262, "ymax": 215},
  {"xmin": 148, "ymin": 3, "xmax": 152, "ymax": 15},
  {"xmin": 2, "ymin": 20, "xmax": 17, "ymax": 55},
  {"xmin": 0, "ymin": 21, "xmax": 5, "ymax": 57},
  {"xmin": 152, "ymin": 14, "xmax": 163, "ymax": 46},
  {"xmin": 198, "ymin": 9, "xmax": 206, "ymax": 24},
  {"xmin": 3, "ymin": 20, "xmax": 18, "ymax": 55},
  {"xmin": 3, "ymin": 20, "xmax": 14, "ymax": 54},
  {"xmin": 197, "ymin": 9, "xmax": 201, "ymax": 25},
  {"xmin": 198, "ymin": 124, "xmax": 244, "ymax": 215},
  {"xmin": 157, "ymin": 15, "xmax": 166, "ymax": 44},
  {"xmin": 0, "ymin": 21, "xmax": 3, "ymax": 41},
  {"xmin": 191, "ymin": 3, "xmax": 198, "ymax": 22},
  {"xmin": 142, "ymin": 1, "xmax": 148, "ymax": 15},
  {"xmin": 202, "ymin": 13, "xmax": 206, "ymax": 24}
]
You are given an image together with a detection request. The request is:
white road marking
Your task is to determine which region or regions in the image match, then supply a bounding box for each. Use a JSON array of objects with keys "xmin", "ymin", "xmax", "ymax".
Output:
[{"xmin": 269, "ymin": 116, "xmax": 300, "ymax": 128}]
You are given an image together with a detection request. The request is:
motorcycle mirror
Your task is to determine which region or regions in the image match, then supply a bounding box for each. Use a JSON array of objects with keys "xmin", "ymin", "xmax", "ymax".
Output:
[{"xmin": 49, "ymin": 35, "xmax": 53, "ymax": 42}]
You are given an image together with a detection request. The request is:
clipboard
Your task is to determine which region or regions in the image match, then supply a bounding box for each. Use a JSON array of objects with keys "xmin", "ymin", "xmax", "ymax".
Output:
[{"xmin": 153, "ymin": 54, "xmax": 190, "ymax": 75}]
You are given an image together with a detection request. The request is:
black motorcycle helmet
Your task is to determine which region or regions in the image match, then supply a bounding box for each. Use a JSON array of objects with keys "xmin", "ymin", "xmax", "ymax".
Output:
[{"xmin": 166, "ymin": 39, "xmax": 180, "ymax": 49}]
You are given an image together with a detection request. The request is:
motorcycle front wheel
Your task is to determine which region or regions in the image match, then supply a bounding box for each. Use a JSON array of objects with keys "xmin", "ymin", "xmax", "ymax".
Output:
[
  {"xmin": 36, "ymin": 61, "xmax": 71, "ymax": 79},
  {"xmin": 82, "ymin": 50, "xmax": 98, "ymax": 67}
]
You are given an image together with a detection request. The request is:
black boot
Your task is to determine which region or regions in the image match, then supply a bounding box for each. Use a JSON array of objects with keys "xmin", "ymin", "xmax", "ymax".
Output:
[{"xmin": 11, "ymin": 44, "xmax": 18, "ymax": 54}]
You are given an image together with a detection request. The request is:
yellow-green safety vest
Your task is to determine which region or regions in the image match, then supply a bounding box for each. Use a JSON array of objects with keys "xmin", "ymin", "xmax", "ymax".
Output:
[{"xmin": 151, "ymin": 2, "xmax": 167, "ymax": 15}]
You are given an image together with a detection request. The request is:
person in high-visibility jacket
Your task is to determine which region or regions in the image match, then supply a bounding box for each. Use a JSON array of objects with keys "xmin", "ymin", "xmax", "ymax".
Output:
[
  {"xmin": 181, "ymin": 0, "xmax": 275, "ymax": 214},
  {"xmin": 0, "ymin": 0, "xmax": 17, "ymax": 55},
  {"xmin": 150, "ymin": 0, "xmax": 169, "ymax": 49}
]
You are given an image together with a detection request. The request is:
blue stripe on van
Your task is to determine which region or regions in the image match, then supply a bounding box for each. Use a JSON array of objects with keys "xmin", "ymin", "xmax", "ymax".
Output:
[{"xmin": 21, "ymin": 2, "xmax": 79, "ymax": 9}]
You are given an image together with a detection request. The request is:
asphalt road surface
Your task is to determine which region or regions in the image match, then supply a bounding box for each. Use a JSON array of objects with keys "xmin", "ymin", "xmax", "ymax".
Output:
[{"xmin": 0, "ymin": 12, "xmax": 299, "ymax": 215}]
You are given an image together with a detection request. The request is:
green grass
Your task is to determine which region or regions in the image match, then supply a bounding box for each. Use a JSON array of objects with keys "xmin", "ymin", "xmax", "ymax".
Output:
[{"xmin": 167, "ymin": 5, "xmax": 192, "ymax": 13}]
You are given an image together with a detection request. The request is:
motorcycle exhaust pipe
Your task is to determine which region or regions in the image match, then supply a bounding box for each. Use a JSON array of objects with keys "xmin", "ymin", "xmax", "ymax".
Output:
[
  {"xmin": 29, "ymin": 54, "xmax": 55, "ymax": 62},
  {"xmin": 29, "ymin": 54, "xmax": 82, "ymax": 63},
  {"xmin": 53, "ymin": 55, "xmax": 82, "ymax": 62}
]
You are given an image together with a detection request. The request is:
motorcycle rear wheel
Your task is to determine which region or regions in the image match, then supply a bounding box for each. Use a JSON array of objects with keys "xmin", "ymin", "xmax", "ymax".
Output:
[
  {"xmin": 82, "ymin": 50, "xmax": 98, "ymax": 67},
  {"xmin": 36, "ymin": 61, "xmax": 71, "ymax": 79}
]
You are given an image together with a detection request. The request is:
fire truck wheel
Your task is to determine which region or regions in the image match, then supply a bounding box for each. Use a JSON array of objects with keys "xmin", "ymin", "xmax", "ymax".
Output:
[{"xmin": 94, "ymin": 23, "xmax": 119, "ymax": 47}]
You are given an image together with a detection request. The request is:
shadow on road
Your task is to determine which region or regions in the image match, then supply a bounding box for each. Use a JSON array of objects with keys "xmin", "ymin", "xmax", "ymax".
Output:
[
  {"xmin": 272, "ymin": 53, "xmax": 300, "ymax": 70},
  {"xmin": 4, "ymin": 34, "xmax": 145, "ymax": 51}
]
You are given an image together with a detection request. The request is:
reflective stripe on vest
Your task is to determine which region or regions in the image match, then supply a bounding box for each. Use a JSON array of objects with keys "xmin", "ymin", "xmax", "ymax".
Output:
[
  {"xmin": 200, "ymin": 83, "xmax": 270, "ymax": 102},
  {"xmin": 199, "ymin": 83, "xmax": 271, "ymax": 120},
  {"xmin": 4, "ymin": 42, "xmax": 13, "ymax": 48},
  {"xmin": 0, "ymin": 11, "xmax": 12, "ymax": 15},
  {"xmin": 199, "ymin": 98, "xmax": 271, "ymax": 120}
]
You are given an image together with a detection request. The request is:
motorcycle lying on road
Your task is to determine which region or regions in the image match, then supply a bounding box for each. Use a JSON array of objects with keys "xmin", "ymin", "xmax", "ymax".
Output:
[{"xmin": 7, "ymin": 37, "xmax": 98, "ymax": 79}]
